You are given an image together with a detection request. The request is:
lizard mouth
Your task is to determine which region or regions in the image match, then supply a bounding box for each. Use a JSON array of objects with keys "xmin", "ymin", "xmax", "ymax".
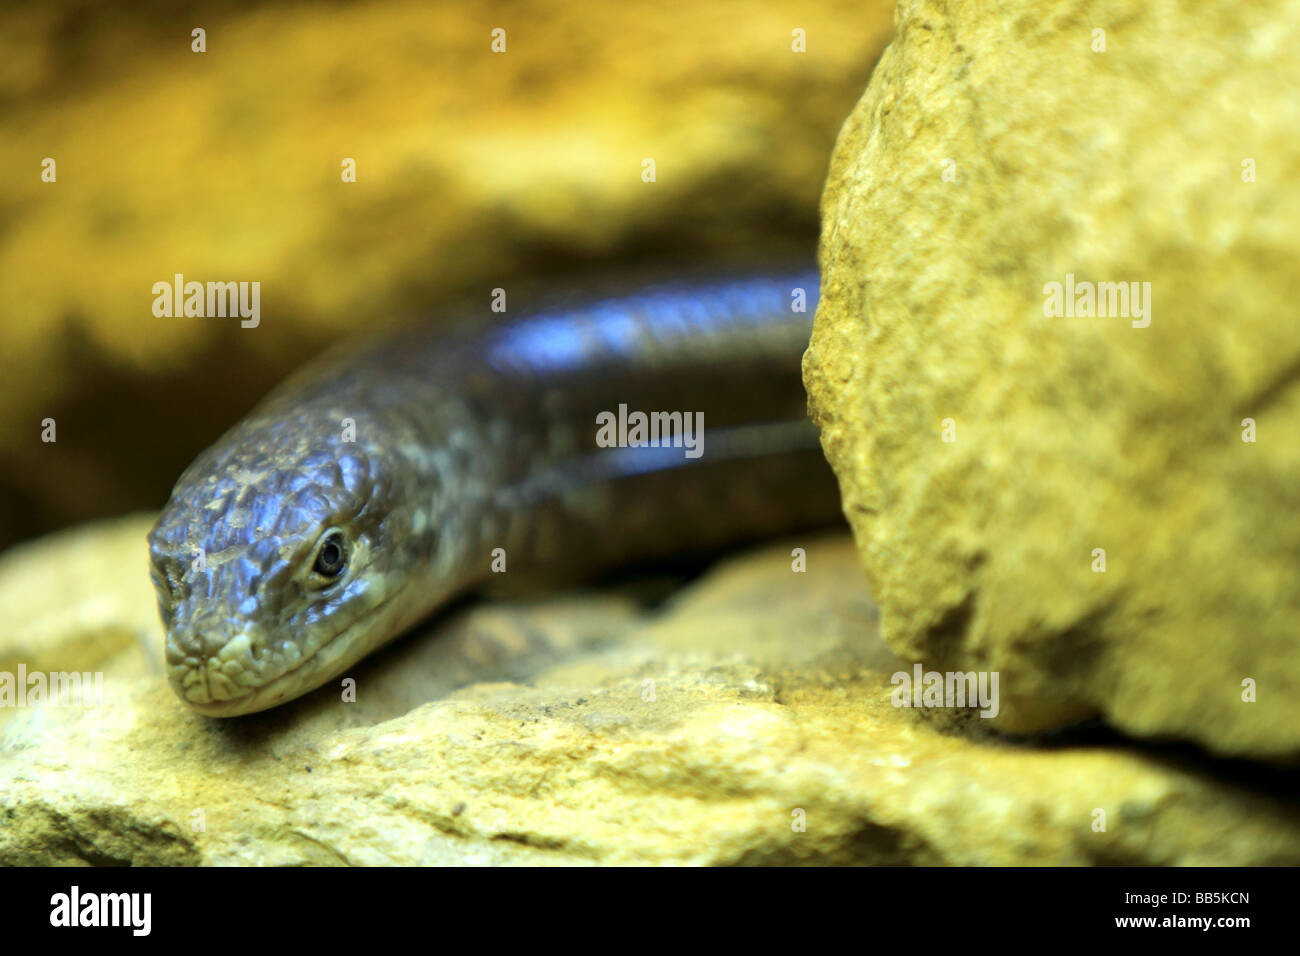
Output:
[{"xmin": 168, "ymin": 589, "xmax": 407, "ymax": 717}]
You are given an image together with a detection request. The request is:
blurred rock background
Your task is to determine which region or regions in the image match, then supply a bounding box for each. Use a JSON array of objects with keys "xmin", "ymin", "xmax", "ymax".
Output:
[{"xmin": 0, "ymin": 0, "xmax": 894, "ymax": 551}]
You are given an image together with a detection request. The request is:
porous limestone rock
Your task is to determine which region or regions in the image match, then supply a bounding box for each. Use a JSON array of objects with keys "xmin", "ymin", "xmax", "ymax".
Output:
[
  {"xmin": 2, "ymin": 516, "xmax": 1298, "ymax": 865},
  {"xmin": 804, "ymin": 0, "xmax": 1300, "ymax": 760}
]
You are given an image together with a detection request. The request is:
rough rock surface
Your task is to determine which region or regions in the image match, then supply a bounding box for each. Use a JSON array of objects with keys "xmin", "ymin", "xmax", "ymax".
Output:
[
  {"xmin": 0, "ymin": 0, "xmax": 895, "ymax": 549},
  {"xmin": 3, "ymin": 516, "xmax": 1299, "ymax": 865},
  {"xmin": 804, "ymin": 0, "xmax": 1300, "ymax": 760}
]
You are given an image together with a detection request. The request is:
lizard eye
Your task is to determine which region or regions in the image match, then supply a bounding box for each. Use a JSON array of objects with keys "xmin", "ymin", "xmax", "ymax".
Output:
[{"xmin": 311, "ymin": 530, "xmax": 349, "ymax": 581}]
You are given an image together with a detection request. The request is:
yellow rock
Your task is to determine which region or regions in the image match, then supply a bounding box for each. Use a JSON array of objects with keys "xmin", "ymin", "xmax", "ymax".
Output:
[
  {"xmin": 0, "ymin": 514, "xmax": 164, "ymax": 729},
  {"xmin": 0, "ymin": 0, "xmax": 895, "ymax": 549},
  {"xmin": 3, "ymin": 518, "xmax": 1298, "ymax": 864},
  {"xmin": 805, "ymin": 0, "xmax": 1300, "ymax": 759}
]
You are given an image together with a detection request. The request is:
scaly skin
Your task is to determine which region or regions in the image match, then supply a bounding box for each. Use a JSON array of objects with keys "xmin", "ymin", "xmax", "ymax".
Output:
[{"xmin": 148, "ymin": 271, "xmax": 842, "ymax": 715}]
